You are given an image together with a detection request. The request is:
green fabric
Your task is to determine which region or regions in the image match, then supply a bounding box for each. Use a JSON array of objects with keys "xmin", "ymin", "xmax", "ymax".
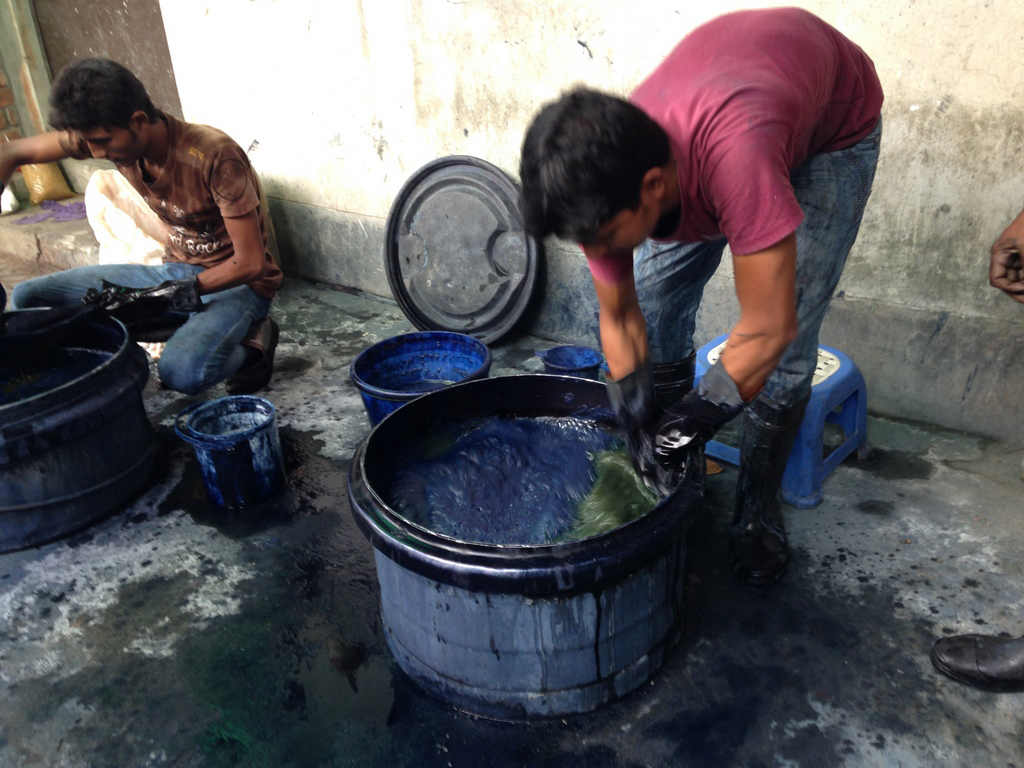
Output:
[{"xmin": 568, "ymin": 446, "xmax": 659, "ymax": 540}]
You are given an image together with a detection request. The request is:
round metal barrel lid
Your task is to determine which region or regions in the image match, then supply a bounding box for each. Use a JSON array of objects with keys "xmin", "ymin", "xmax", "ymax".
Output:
[{"xmin": 384, "ymin": 155, "xmax": 539, "ymax": 344}]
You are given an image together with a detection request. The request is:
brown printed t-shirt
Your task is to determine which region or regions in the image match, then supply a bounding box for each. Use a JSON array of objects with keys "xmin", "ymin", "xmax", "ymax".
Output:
[{"xmin": 60, "ymin": 114, "xmax": 282, "ymax": 298}]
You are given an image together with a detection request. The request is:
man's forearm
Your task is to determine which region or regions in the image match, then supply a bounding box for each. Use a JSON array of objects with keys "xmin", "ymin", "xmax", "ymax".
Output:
[
  {"xmin": 718, "ymin": 330, "xmax": 793, "ymax": 401},
  {"xmin": 600, "ymin": 304, "xmax": 648, "ymax": 380},
  {"xmin": 727, "ymin": 233, "xmax": 799, "ymax": 400},
  {"xmin": 0, "ymin": 133, "xmax": 71, "ymax": 186},
  {"xmin": 194, "ymin": 209, "xmax": 267, "ymax": 294},
  {"xmin": 996, "ymin": 207, "xmax": 1024, "ymax": 246},
  {"xmin": 195, "ymin": 256, "xmax": 266, "ymax": 294},
  {"xmin": 592, "ymin": 270, "xmax": 649, "ymax": 380},
  {"xmin": 0, "ymin": 145, "xmax": 17, "ymax": 187}
]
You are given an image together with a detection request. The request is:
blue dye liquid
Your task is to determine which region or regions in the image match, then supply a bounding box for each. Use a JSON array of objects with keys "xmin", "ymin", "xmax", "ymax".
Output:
[
  {"xmin": 385, "ymin": 415, "xmax": 630, "ymax": 545},
  {"xmin": 0, "ymin": 347, "xmax": 112, "ymax": 406}
]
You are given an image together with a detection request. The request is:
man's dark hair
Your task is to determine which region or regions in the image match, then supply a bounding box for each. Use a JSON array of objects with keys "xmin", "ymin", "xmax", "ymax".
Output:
[
  {"xmin": 48, "ymin": 58, "xmax": 157, "ymax": 131},
  {"xmin": 519, "ymin": 87, "xmax": 671, "ymax": 243}
]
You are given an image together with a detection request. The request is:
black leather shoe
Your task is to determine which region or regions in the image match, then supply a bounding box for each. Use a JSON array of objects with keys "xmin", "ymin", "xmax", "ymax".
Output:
[
  {"xmin": 931, "ymin": 633, "xmax": 1024, "ymax": 692},
  {"xmin": 225, "ymin": 317, "xmax": 279, "ymax": 394},
  {"xmin": 731, "ymin": 504, "xmax": 789, "ymax": 587}
]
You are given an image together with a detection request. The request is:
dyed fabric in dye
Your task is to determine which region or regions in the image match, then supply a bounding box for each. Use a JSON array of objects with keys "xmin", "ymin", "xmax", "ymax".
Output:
[
  {"xmin": 385, "ymin": 415, "xmax": 656, "ymax": 545},
  {"xmin": 571, "ymin": 447, "xmax": 659, "ymax": 540}
]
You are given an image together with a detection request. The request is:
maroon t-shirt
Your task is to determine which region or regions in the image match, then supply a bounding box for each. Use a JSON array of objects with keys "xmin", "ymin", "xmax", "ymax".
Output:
[
  {"xmin": 61, "ymin": 114, "xmax": 282, "ymax": 298},
  {"xmin": 630, "ymin": 7, "xmax": 883, "ymax": 256}
]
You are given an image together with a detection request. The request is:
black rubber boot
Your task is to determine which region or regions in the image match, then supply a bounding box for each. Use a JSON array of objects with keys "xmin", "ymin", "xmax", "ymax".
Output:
[
  {"xmin": 652, "ymin": 353, "xmax": 696, "ymax": 410},
  {"xmin": 731, "ymin": 392, "xmax": 809, "ymax": 586}
]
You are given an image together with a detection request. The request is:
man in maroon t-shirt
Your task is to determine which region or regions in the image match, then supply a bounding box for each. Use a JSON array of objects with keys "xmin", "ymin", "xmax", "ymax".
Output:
[
  {"xmin": 520, "ymin": 8, "xmax": 884, "ymax": 585},
  {"xmin": 0, "ymin": 59, "xmax": 280, "ymax": 395}
]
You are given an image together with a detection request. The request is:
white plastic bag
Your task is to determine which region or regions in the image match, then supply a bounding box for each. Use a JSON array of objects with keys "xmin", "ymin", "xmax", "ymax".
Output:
[
  {"xmin": 85, "ymin": 170, "xmax": 167, "ymax": 265},
  {"xmin": 0, "ymin": 183, "xmax": 19, "ymax": 215}
]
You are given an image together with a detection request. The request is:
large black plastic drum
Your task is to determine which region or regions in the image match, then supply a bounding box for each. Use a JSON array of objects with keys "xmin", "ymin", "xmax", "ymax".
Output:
[
  {"xmin": 348, "ymin": 374, "xmax": 703, "ymax": 719},
  {"xmin": 0, "ymin": 313, "xmax": 154, "ymax": 552}
]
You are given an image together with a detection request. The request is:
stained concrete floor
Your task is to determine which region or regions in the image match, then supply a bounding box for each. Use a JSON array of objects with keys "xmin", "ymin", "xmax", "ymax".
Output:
[{"xmin": 1, "ymin": 270, "xmax": 1023, "ymax": 768}]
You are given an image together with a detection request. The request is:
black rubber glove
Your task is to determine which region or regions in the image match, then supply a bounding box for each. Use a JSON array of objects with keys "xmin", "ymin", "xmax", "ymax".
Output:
[
  {"xmin": 653, "ymin": 359, "xmax": 746, "ymax": 464},
  {"xmin": 83, "ymin": 277, "xmax": 202, "ymax": 324},
  {"xmin": 606, "ymin": 359, "xmax": 684, "ymax": 497}
]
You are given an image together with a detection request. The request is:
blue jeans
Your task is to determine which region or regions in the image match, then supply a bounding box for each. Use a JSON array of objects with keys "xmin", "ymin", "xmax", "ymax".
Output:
[
  {"xmin": 12, "ymin": 262, "xmax": 271, "ymax": 395},
  {"xmin": 634, "ymin": 118, "xmax": 882, "ymax": 407}
]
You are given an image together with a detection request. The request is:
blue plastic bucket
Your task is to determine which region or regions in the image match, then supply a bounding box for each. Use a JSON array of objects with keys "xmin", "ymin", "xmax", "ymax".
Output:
[
  {"xmin": 536, "ymin": 345, "xmax": 603, "ymax": 380},
  {"xmin": 174, "ymin": 395, "xmax": 285, "ymax": 509},
  {"xmin": 350, "ymin": 331, "xmax": 492, "ymax": 426}
]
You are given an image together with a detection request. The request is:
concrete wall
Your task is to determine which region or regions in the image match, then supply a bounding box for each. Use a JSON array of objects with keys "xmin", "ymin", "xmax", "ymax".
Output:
[
  {"xmin": 45, "ymin": 1, "xmax": 1024, "ymax": 441},
  {"xmin": 0, "ymin": 0, "xmax": 52, "ymax": 136},
  {"xmin": 0, "ymin": 49, "xmax": 27, "ymax": 142},
  {"xmin": 33, "ymin": 0, "xmax": 183, "ymax": 121}
]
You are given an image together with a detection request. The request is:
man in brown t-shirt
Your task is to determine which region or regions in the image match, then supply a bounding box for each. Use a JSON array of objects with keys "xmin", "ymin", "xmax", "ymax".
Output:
[{"xmin": 0, "ymin": 58, "xmax": 280, "ymax": 395}]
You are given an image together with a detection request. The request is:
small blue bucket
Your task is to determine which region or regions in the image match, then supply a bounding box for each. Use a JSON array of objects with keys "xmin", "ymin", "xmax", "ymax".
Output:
[
  {"xmin": 350, "ymin": 331, "xmax": 492, "ymax": 426},
  {"xmin": 174, "ymin": 395, "xmax": 285, "ymax": 508},
  {"xmin": 536, "ymin": 345, "xmax": 603, "ymax": 380}
]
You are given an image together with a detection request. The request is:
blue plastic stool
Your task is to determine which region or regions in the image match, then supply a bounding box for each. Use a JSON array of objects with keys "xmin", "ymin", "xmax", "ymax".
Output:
[{"xmin": 694, "ymin": 334, "xmax": 867, "ymax": 509}]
